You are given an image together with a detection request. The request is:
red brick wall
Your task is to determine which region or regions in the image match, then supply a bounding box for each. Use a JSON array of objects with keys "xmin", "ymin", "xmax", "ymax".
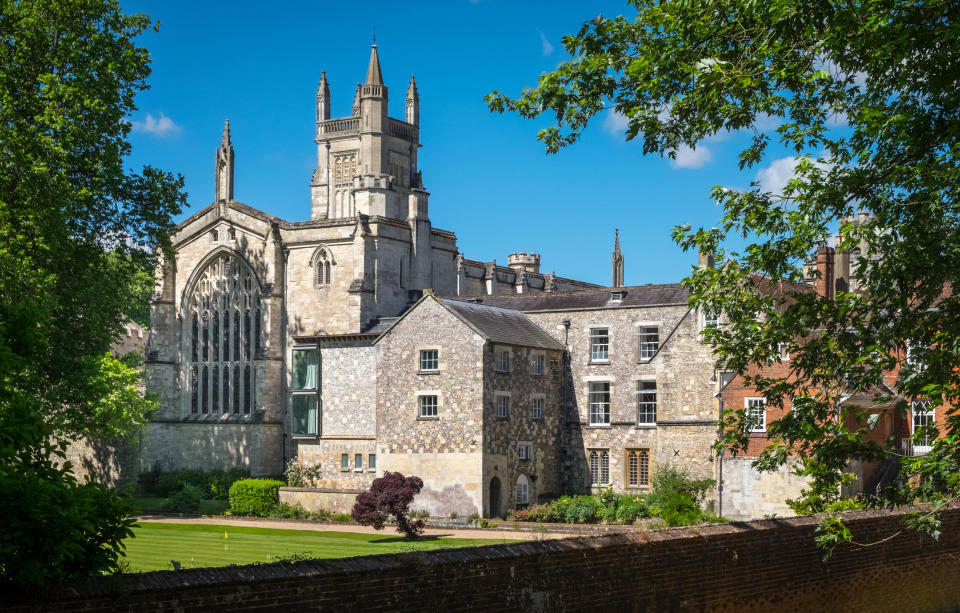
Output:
[{"xmin": 10, "ymin": 508, "xmax": 960, "ymax": 612}]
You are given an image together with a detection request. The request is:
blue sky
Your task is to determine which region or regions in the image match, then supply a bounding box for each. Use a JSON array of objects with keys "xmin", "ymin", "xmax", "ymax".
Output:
[{"xmin": 121, "ymin": 0, "xmax": 804, "ymax": 286}]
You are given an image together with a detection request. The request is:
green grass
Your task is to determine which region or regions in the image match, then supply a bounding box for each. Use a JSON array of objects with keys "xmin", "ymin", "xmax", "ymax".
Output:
[
  {"xmin": 122, "ymin": 522, "xmax": 516, "ymax": 572},
  {"xmin": 131, "ymin": 498, "xmax": 229, "ymax": 515}
]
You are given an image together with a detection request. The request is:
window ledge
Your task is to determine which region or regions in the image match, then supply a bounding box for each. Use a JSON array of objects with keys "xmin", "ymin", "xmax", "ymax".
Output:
[
  {"xmin": 635, "ymin": 424, "xmax": 657, "ymax": 429},
  {"xmin": 291, "ymin": 434, "xmax": 320, "ymax": 439},
  {"xmin": 495, "ymin": 370, "xmax": 510, "ymax": 374},
  {"xmin": 532, "ymin": 417, "xmax": 545, "ymax": 421},
  {"xmin": 531, "ymin": 372, "xmax": 543, "ymax": 377},
  {"xmin": 417, "ymin": 416, "xmax": 440, "ymax": 421},
  {"xmin": 418, "ymin": 369, "xmax": 440, "ymax": 375},
  {"xmin": 353, "ymin": 468, "xmax": 363, "ymax": 473},
  {"xmin": 587, "ymin": 424, "xmax": 611, "ymax": 429},
  {"xmin": 495, "ymin": 416, "xmax": 510, "ymax": 420},
  {"xmin": 588, "ymin": 360, "xmax": 610, "ymax": 365},
  {"xmin": 340, "ymin": 468, "xmax": 351, "ymax": 472}
]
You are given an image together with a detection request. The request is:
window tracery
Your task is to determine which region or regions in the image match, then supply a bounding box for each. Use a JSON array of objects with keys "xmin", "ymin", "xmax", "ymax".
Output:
[{"xmin": 186, "ymin": 252, "xmax": 262, "ymax": 415}]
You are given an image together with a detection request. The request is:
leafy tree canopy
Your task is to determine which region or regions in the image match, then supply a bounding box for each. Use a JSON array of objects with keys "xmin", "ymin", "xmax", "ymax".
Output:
[
  {"xmin": 488, "ymin": 0, "xmax": 960, "ymax": 542},
  {"xmin": 0, "ymin": 0, "xmax": 185, "ymax": 586}
]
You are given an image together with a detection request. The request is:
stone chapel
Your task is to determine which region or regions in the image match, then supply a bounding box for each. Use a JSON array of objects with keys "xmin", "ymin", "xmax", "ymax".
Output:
[{"xmin": 142, "ymin": 45, "xmax": 597, "ymax": 481}]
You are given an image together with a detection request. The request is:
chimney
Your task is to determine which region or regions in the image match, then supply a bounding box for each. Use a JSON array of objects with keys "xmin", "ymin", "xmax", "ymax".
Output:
[
  {"xmin": 815, "ymin": 246, "xmax": 835, "ymax": 299},
  {"xmin": 697, "ymin": 245, "xmax": 714, "ymax": 268}
]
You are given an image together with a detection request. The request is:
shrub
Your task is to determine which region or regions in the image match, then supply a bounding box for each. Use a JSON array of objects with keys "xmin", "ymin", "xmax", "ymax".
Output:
[
  {"xmin": 507, "ymin": 504, "xmax": 559, "ymax": 523},
  {"xmin": 267, "ymin": 503, "xmax": 311, "ymax": 519},
  {"xmin": 563, "ymin": 495, "xmax": 602, "ymax": 524},
  {"xmin": 311, "ymin": 508, "xmax": 333, "ymax": 521},
  {"xmin": 332, "ymin": 512, "xmax": 352, "ymax": 522},
  {"xmin": 351, "ymin": 471, "xmax": 424, "ymax": 538},
  {"xmin": 284, "ymin": 458, "xmax": 322, "ymax": 488},
  {"xmin": 229, "ymin": 479, "xmax": 284, "ymax": 517},
  {"xmin": 162, "ymin": 485, "xmax": 203, "ymax": 514},
  {"xmin": 615, "ymin": 497, "xmax": 651, "ymax": 524},
  {"xmin": 648, "ymin": 466, "xmax": 717, "ymax": 527},
  {"xmin": 210, "ymin": 468, "xmax": 250, "ymax": 501}
]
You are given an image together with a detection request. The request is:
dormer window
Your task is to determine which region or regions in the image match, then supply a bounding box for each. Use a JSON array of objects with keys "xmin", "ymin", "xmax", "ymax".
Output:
[{"xmin": 610, "ymin": 290, "xmax": 626, "ymax": 302}]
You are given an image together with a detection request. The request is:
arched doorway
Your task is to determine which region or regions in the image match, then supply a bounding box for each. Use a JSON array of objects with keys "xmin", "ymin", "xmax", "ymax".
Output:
[{"xmin": 489, "ymin": 476, "xmax": 501, "ymax": 518}]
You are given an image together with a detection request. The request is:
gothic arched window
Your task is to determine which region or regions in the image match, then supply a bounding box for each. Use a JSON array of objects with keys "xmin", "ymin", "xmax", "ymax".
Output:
[
  {"xmin": 186, "ymin": 252, "xmax": 262, "ymax": 415},
  {"xmin": 314, "ymin": 247, "xmax": 333, "ymax": 286}
]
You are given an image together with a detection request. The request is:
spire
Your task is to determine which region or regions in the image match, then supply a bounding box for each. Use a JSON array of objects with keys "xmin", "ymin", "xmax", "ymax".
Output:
[
  {"xmin": 365, "ymin": 44, "xmax": 383, "ymax": 86},
  {"xmin": 220, "ymin": 119, "xmax": 231, "ymax": 151},
  {"xmin": 316, "ymin": 70, "xmax": 331, "ymax": 122},
  {"xmin": 612, "ymin": 228, "xmax": 624, "ymax": 287},
  {"xmin": 215, "ymin": 119, "xmax": 234, "ymax": 203},
  {"xmin": 405, "ymin": 75, "xmax": 419, "ymax": 126},
  {"xmin": 353, "ymin": 82, "xmax": 362, "ymax": 116}
]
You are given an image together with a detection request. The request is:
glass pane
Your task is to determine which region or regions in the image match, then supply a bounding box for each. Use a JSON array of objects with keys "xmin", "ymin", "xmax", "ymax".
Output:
[
  {"xmin": 292, "ymin": 349, "xmax": 319, "ymax": 390},
  {"xmin": 369, "ymin": 454, "xmax": 376, "ymax": 469},
  {"xmin": 355, "ymin": 454, "xmax": 362, "ymax": 469},
  {"xmin": 291, "ymin": 394, "xmax": 318, "ymax": 435}
]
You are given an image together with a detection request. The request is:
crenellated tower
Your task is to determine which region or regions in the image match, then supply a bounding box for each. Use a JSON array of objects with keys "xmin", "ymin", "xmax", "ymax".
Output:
[{"xmin": 310, "ymin": 44, "xmax": 424, "ymax": 223}]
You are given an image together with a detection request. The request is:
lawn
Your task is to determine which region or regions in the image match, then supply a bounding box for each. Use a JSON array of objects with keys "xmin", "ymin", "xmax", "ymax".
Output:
[{"xmin": 122, "ymin": 522, "xmax": 516, "ymax": 572}]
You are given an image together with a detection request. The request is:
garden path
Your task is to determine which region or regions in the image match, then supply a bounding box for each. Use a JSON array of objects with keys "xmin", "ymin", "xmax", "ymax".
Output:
[{"xmin": 137, "ymin": 515, "xmax": 573, "ymax": 541}]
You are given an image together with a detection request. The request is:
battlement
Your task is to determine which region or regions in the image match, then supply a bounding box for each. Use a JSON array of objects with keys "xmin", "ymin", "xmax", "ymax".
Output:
[{"xmin": 508, "ymin": 252, "xmax": 541, "ymax": 274}]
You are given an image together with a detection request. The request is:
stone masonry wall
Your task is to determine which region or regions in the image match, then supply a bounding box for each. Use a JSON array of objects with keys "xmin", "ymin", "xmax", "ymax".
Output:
[
  {"xmin": 526, "ymin": 306, "xmax": 718, "ymax": 498},
  {"xmin": 481, "ymin": 343, "xmax": 564, "ymax": 515},
  {"xmin": 376, "ymin": 297, "xmax": 486, "ymax": 516},
  {"xmin": 16, "ymin": 507, "xmax": 960, "ymax": 613}
]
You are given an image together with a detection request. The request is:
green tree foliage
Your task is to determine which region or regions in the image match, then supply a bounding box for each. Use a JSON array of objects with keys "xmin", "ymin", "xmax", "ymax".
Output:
[
  {"xmin": 0, "ymin": 0, "xmax": 185, "ymax": 586},
  {"xmin": 489, "ymin": 1, "xmax": 960, "ymax": 540}
]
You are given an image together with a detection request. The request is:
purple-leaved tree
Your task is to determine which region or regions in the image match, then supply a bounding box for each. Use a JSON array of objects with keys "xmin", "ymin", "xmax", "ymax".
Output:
[{"xmin": 351, "ymin": 472, "xmax": 425, "ymax": 538}]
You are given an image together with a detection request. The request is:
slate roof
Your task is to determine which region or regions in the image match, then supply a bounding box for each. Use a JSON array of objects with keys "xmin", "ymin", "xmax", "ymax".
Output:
[
  {"xmin": 452, "ymin": 284, "xmax": 691, "ymax": 312},
  {"xmin": 439, "ymin": 298, "xmax": 564, "ymax": 350}
]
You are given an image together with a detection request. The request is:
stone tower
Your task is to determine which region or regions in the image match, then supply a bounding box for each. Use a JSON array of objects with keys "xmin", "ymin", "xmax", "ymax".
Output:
[
  {"xmin": 309, "ymin": 44, "xmax": 425, "ymax": 224},
  {"xmin": 612, "ymin": 229, "xmax": 624, "ymax": 287}
]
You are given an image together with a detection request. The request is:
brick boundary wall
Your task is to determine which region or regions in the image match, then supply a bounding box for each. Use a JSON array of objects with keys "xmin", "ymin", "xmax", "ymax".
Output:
[{"xmin": 8, "ymin": 507, "xmax": 960, "ymax": 612}]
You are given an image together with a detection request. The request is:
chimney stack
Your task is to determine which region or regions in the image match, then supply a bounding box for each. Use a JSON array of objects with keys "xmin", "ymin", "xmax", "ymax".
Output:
[{"xmin": 815, "ymin": 246, "xmax": 835, "ymax": 299}]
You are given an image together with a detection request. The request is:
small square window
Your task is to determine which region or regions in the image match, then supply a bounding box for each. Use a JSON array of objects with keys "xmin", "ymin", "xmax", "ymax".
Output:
[
  {"xmin": 532, "ymin": 397, "xmax": 544, "ymax": 420},
  {"xmin": 419, "ymin": 395, "xmax": 438, "ymax": 418},
  {"xmin": 590, "ymin": 328, "xmax": 609, "ymax": 362},
  {"xmin": 355, "ymin": 453, "xmax": 362, "ymax": 470},
  {"xmin": 368, "ymin": 453, "xmax": 376, "ymax": 469},
  {"xmin": 531, "ymin": 354, "xmax": 544, "ymax": 376},
  {"xmin": 518, "ymin": 444, "xmax": 531, "ymax": 461},
  {"xmin": 419, "ymin": 349, "xmax": 438, "ymax": 372},
  {"xmin": 496, "ymin": 350, "xmax": 510, "ymax": 372},
  {"xmin": 496, "ymin": 394, "xmax": 510, "ymax": 418},
  {"xmin": 341, "ymin": 453, "xmax": 349, "ymax": 469}
]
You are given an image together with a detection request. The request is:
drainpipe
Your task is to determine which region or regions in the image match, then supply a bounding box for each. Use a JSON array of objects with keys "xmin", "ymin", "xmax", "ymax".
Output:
[
  {"xmin": 560, "ymin": 319, "xmax": 571, "ymax": 492},
  {"xmin": 716, "ymin": 395, "xmax": 724, "ymax": 518}
]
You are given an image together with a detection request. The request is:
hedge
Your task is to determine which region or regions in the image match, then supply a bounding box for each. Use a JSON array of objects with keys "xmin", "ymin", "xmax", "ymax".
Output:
[{"xmin": 228, "ymin": 479, "xmax": 285, "ymax": 516}]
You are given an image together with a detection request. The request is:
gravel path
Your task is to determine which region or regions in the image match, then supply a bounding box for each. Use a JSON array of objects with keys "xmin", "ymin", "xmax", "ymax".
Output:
[{"xmin": 137, "ymin": 515, "xmax": 571, "ymax": 541}]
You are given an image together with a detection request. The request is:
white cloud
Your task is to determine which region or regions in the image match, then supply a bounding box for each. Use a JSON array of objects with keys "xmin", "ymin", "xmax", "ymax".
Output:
[
  {"xmin": 537, "ymin": 29, "xmax": 554, "ymax": 56},
  {"xmin": 755, "ymin": 156, "xmax": 831, "ymax": 194},
  {"xmin": 603, "ymin": 109, "xmax": 629, "ymax": 134},
  {"xmin": 670, "ymin": 144, "xmax": 713, "ymax": 169},
  {"xmin": 131, "ymin": 112, "xmax": 181, "ymax": 137}
]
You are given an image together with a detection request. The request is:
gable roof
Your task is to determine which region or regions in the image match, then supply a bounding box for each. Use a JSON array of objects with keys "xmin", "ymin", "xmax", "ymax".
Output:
[
  {"xmin": 440, "ymin": 298, "xmax": 564, "ymax": 350},
  {"xmin": 374, "ymin": 292, "xmax": 563, "ymax": 351}
]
